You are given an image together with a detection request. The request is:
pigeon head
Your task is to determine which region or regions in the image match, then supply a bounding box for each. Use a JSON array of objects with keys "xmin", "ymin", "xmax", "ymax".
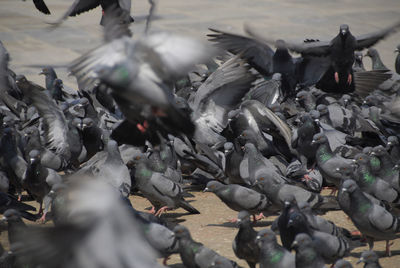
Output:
[
  {"xmin": 311, "ymin": 133, "xmax": 327, "ymax": 145},
  {"xmin": 49, "ymin": 183, "xmax": 67, "ymax": 197},
  {"xmin": 255, "ymin": 229, "xmax": 277, "ymax": 244},
  {"xmin": 271, "ymin": 73, "xmax": 282, "ymax": 81},
  {"xmin": 72, "ymin": 118, "xmax": 83, "ymax": 130},
  {"xmin": 362, "ymin": 146, "xmax": 373, "ymax": 155},
  {"xmin": 2, "ymin": 209, "xmax": 22, "ymax": 222},
  {"xmin": 353, "ymin": 153, "xmax": 369, "ymax": 165},
  {"xmin": 243, "ymin": 142, "xmax": 256, "ymax": 153},
  {"xmin": 173, "ymin": 225, "xmax": 191, "ymax": 239},
  {"xmin": 316, "ymin": 104, "xmax": 328, "ymax": 115},
  {"xmin": 365, "ymin": 48, "xmax": 378, "ymax": 58},
  {"xmin": 295, "ymin": 90, "xmax": 310, "ymax": 102},
  {"xmin": 236, "ymin": 211, "xmax": 251, "ymax": 226},
  {"xmin": 341, "ymin": 179, "xmax": 358, "ymax": 193},
  {"xmin": 286, "ymin": 211, "xmax": 307, "ymax": 228},
  {"xmin": 387, "ymin": 136, "xmax": 399, "ymax": 146},
  {"xmin": 275, "ymin": 39, "xmax": 287, "ymax": 50},
  {"xmin": 339, "ymin": 24, "xmax": 349, "ymax": 36},
  {"xmin": 82, "ymin": 118, "xmax": 94, "ymax": 130},
  {"xmin": 223, "ymin": 142, "xmax": 234, "ymax": 154},
  {"xmin": 357, "ymin": 250, "xmax": 379, "ymax": 265},
  {"xmin": 340, "ymin": 94, "xmax": 351, "ymax": 106},
  {"xmin": 333, "ymin": 259, "xmax": 353, "ymax": 268},
  {"xmin": 239, "ymin": 130, "xmax": 257, "ymax": 145},
  {"xmin": 291, "ymin": 233, "xmax": 312, "ymax": 250},
  {"xmin": 309, "ymin": 110, "xmax": 320, "ymax": 122},
  {"xmin": 3, "ymin": 116, "xmax": 15, "ymax": 128},
  {"xmin": 204, "ymin": 181, "xmax": 223, "ymax": 192},
  {"xmin": 354, "ymin": 51, "xmax": 363, "ymax": 62},
  {"xmin": 335, "ymin": 166, "xmax": 353, "ymax": 180},
  {"xmin": 39, "ymin": 66, "xmax": 56, "ymax": 76},
  {"xmin": 24, "ymin": 126, "xmax": 40, "ymax": 138},
  {"xmin": 371, "ymin": 145, "xmax": 386, "ymax": 157},
  {"xmin": 29, "ymin": 150, "xmax": 41, "ymax": 163}
]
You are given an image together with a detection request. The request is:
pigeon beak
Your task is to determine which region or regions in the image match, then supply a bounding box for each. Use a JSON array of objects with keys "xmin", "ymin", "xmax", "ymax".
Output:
[
  {"xmin": 255, "ymin": 235, "xmax": 261, "ymax": 242},
  {"xmin": 370, "ymin": 152, "xmax": 375, "ymax": 156},
  {"xmin": 1, "ymin": 216, "xmax": 7, "ymax": 222},
  {"xmin": 290, "ymin": 240, "xmax": 298, "ymax": 249},
  {"xmin": 287, "ymin": 219, "xmax": 294, "ymax": 227},
  {"xmin": 39, "ymin": 70, "xmax": 45, "ymax": 75},
  {"xmin": 203, "ymin": 187, "xmax": 210, "ymax": 192},
  {"xmin": 356, "ymin": 257, "xmax": 364, "ymax": 264},
  {"xmin": 352, "ymin": 159, "xmax": 356, "ymax": 163},
  {"xmin": 342, "ymin": 188, "xmax": 348, "ymax": 192},
  {"xmin": 295, "ymin": 97, "xmax": 299, "ymax": 101},
  {"xmin": 224, "ymin": 150, "xmax": 229, "ymax": 154},
  {"xmin": 387, "ymin": 142, "xmax": 392, "ymax": 146},
  {"xmin": 395, "ymin": 48, "xmax": 399, "ymax": 53},
  {"xmin": 335, "ymin": 168, "xmax": 340, "ymax": 172},
  {"xmin": 30, "ymin": 158, "xmax": 37, "ymax": 163},
  {"xmin": 49, "ymin": 190, "xmax": 55, "ymax": 195},
  {"xmin": 311, "ymin": 140, "xmax": 316, "ymax": 145},
  {"xmin": 341, "ymin": 29, "xmax": 347, "ymax": 35}
]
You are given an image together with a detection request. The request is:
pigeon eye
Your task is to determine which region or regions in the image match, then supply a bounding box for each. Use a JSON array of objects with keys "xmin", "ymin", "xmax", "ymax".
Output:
[{"xmin": 259, "ymin": 177, "xmax": 265, "ymax": 181}]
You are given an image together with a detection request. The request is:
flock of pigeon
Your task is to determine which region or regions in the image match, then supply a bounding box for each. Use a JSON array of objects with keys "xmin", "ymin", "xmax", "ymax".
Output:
[{"xmin": 1, "ymin": 2, "xmax": 400, "ymax": 268}]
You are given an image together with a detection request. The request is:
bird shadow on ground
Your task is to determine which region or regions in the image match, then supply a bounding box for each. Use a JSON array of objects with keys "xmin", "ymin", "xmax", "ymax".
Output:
[
  {"xmin": 206, "ymin": 220, "xmax": 273, "ymax": 229},
  {"xmin": 350, "ymin": 249, "xmax": 400, "ymax": 258}
]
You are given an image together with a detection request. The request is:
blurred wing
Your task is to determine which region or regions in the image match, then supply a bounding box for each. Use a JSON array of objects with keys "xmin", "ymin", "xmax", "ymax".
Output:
[
  {"xmin": 17, "ymin": 78, "xmax": 70, "ymax": 158},
  {"xmin": 355, "ymin": 20, "xmax": 400, "ymax": 50},
  {"xmin": 207, "ymin": 28, "xmax": 274, "ymax": 76},
  {"xmin": 354, "ymin": 70, "xmax": 392, "ymax": 97},
  {"xmin": 69, "ymin": 37, "xmax": 132, "ymax": 90},
  {"xmin": 244, "ymin": 23, "xmax": 331, "ymax": 56},
  {"xmin": 49, "ymin": 0, "xmax": 100, "ymax": 26},
  {"xmin": 103, "ymin": 5, "xmax": 133, "ymax": 42},
  {"xmin": 33, "ymin": 0, "xmax": 51, "ymax": 14},
  {"xmin": 138, "ymin": 32, "xmax": 217, "ymax": 81}
]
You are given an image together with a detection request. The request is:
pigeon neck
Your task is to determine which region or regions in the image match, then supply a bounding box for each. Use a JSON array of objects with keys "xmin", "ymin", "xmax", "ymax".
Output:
[
  {"xmin": 349, "ymin": 188, "xmax": 372, "ymax": 216},
  {"xmin": 316, "ymin": 143, "xmax": 333, "ymax": 163}
]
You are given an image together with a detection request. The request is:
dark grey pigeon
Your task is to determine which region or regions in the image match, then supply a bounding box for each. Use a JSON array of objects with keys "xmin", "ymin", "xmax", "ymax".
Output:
[
  {"xmin": 134, "ymin": 160, "xmax": 199, "ymax": 215},
  {"xmin": 204, "ymin": 181, "xmax": 271, "ymax": 215},
  {"xmin": 312, "ymin": 133, "xmax": 353, "ymax": 188},
  {"xmin": 340, "ymin": 179, "xmax": 400, "ymax": 256},
  {"xmin": 291, "ymin": 233, "xmax": 327, "ymax": 268},
  {"xmin": 357, "ymin": 250, "xmax": 382, "ymax": 268},
  {"xmin": 365, "ymin": 48, "xmax": 388, "ymax": 70},
  {"xmin": 232, "ymin": 211, "xmax": 260, "ymax": 268},
  {"xmin": 256, "ymin": 229, "xmax": 295, "ymax": 268}
]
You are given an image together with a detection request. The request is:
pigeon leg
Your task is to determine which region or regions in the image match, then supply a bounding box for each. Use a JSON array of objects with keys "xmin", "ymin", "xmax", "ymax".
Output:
[
  {"xmin": 350, "ymin": 230, "xmax": 362, "ymax": 236},
  {"xmin": 385, "ymin": 240, "xmax": 394, "ymax": 256},
  {"xmin": 322, "ymin": 186, "xmax": 337, "ymax": 196},
  {"xmin": 347, "ymin": 73, "xmax": 352, "ymax": 85},
  {"xmin": 155, "ymin": 206, "xmax": 169, "ymax": 216},
  {"xmin": 37, "ymin": 212, "xmax": 47, "ymax": 224},
  {"xmin": 162, "ymin": 256, "xmax": 170, "ymax": 266},
  {"xmin": 148, "ymin": 206, "xmax": 156, "ymax": 214},
  {"xmin": 37, "ymin": 201, "xmax": 43, "ymax": 216},
  {"xmin": 17, "ymin": 192, "xmax": 22, "ymax": 202},
  {"xmin": 334, "ymin": 72, "xmax": 339, "ymax": 83},
  {"xmin": 252, "ymin": 213, "xmax": 264, "ymax": 222},
  {"xmin": 136, "ymin": 120, "xmax": 149, "ymax": 133},
  {"xmin": 228, "ymin": 218, "xmax": 238, "ymax": 223}
]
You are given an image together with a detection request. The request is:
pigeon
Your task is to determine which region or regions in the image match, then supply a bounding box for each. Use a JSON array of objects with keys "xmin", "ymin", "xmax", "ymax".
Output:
[
  {"xmin": 357, "ymin": 250, "xmax": 382, "ymax": 268},
  {"xmin": 291, "ymin": 233, "xmax": 327, "ymax": 268},
  {"xmin": 1, "ymin": 209, "xmax": 27, "ymax": 248},
  {"xmin": 232, "ymin": 211, "xmax": 260, "ymax": 268},
  {"xmin": 311, "ymin": 133, "xmax": 353, "ymax": 188},
  {"xmin": 365, "ymin": 48, "xmax": 388, "ymax": 70},
  {"xmin": 134, "ymin": 160, "xmax": 200, "ymax": 215},
  {"xmin": 353, "ymin": 153, "xmax": 400, "ymax": 206},
  {"xmin": 256, "ymin": 228, "xmax": 295, "ymax": 268},
  {"xmin": 224, "ymin": 142, "xmax": 245, "ymax": 185},
  {"xmin": 204, "ymin": 181, "xmax": 271, "ymax": 216},
  {"xmin": 353, "ymin": 51, "xmax": 366, "ymax": 72},
  {"xmin": 340, "ymin": 179, "xmax": 400, "ymax": 256},
  {"xmin": 174, "ymin": 225, "xmax": 238, "ymax": 268}
]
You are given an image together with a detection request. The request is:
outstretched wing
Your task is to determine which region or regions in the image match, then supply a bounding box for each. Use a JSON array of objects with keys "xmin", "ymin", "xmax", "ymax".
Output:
[
  {"xmin": 244, "ymin": 23, "xmax": 331, "ymax": 57},
  {"xmin": 208, "ymin": 28, "xmax": 274, "ymax": 76},
  {"xmin": 355, "ymin": 20, "xmax": 400, "ymax": 50}
]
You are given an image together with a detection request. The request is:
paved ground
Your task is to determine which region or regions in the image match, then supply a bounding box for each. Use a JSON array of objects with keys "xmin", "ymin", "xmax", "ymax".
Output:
[{"xmin": 1, "ymin": 0, "xmax": 400, "ymax": 267}]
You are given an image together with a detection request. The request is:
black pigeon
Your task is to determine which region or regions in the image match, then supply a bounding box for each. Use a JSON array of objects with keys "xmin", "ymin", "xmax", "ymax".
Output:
[
  {"xmin": 232, "ymin": 211, "xmax": 260, "ymax": 268},
  {"xmin": 39, "ymin": 66, "xmax": 57, "ymax": 91},
  {"xmin": 0, "ymin": 192, "xmax": 37, "ymax": 221}
]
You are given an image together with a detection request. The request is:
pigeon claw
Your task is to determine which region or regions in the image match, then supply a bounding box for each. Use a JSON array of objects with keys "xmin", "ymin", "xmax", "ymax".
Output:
[
  {"xmin": 252, "ymin": 213, "xmax": 264, "ymax": 222},
  {"xmin": 334, "ymin": 72, "xmax": 339, "ymax": 83},
  {"xmin": 155, "ymin": 206, "xmax": 169, "ymax": 216},
  {"xmin": 386, "ymin": 240, "xmax": 394, "ymax": 256},
  {"xmin": 347, "ymin": 73, "xmax": 352, "ymax": 85},
  {"xmin": 136, "ymin": 120, "xmax": 149, "ymax": 133}
]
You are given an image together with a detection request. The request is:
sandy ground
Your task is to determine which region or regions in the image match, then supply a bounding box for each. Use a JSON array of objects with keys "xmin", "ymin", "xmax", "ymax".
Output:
[{"xmin": 1, "ymin": 0, "xmax": 400, "ymax": 267}]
